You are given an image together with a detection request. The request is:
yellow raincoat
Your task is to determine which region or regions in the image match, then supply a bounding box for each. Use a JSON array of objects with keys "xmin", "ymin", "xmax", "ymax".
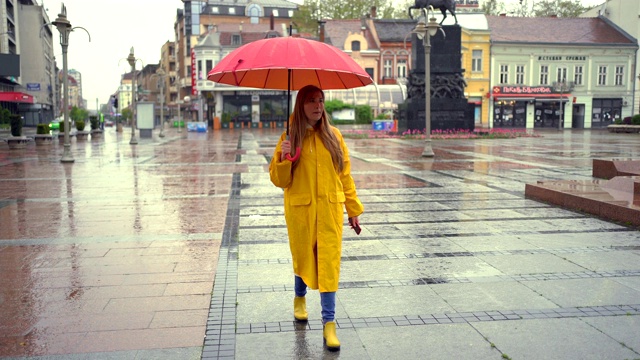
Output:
[{"xmin": 269, "ymin": 126, "xmax": 363, "ymax": 292}]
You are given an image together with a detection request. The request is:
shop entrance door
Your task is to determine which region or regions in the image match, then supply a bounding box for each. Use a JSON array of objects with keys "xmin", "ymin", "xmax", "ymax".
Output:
[{"xmin": 572, "ymin": 104, "xmax": 584, "ymax": 129}]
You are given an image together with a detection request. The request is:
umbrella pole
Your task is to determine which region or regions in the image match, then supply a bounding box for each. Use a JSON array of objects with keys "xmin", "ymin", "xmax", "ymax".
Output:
[
  {"xmin": 286, "ymin": 68, "xmax": 291, "ymax": 137},
  {"xmin": 284, "ymin": 68, "xmax": 301, "ymax": 162}
]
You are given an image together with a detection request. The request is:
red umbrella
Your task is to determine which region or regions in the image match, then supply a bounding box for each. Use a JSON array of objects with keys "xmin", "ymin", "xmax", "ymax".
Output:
[{"xmin": 207, "ymin": 35, "xmax": 373, "ymax": 161}]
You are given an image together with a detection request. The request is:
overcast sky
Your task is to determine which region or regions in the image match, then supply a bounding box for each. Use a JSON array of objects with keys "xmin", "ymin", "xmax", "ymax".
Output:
[{"xmin": 44, "ymin": 0, "xmax": 604, "ymax": 111}]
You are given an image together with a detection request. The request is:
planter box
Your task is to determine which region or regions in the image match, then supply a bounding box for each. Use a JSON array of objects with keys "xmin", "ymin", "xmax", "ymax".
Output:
[
  {"xmin": 76, "ymin": 131, "xmax": 90, "ymax": 140},
  {"xmin": 90, "ymin": 129, "xmax": 103, "ymax": 139},
  {"xmin": 221, "ymin": 122, "xmax": 230, "ymax": 129},
  {"xmin": 6, "ymin": 136, "xmax": 31, "ymax": 149},
  {"xmin": 34, "ymin": 134, "xmax": 54, "ymax": 146},
  {"xmin": 608, "ymin": 124, "xmax": 640, "ymax": 133}
]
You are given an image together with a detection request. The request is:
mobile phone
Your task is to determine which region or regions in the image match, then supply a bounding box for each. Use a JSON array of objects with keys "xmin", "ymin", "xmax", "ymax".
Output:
[{"xmin": 349, "ymin": 218, "xmax": 361, "ymax": 235}]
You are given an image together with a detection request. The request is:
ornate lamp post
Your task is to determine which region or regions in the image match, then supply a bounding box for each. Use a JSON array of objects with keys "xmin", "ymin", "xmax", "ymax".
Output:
[
  {"xmin": 51, "ymin": 4, "xmax": 90, "ymax": 163},
  {"xmin": 413, "ymin": 11, "xmax": 441, "ymax": 157},
  {"xmin": 127, "ymin": 47, "xmax": 140, "ymax": 145}
]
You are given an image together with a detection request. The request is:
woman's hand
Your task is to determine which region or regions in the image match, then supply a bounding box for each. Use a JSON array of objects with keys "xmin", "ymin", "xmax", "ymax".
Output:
[{"xmin": 280, "ymin": 140, "xmax": 291, "ymax": 161}]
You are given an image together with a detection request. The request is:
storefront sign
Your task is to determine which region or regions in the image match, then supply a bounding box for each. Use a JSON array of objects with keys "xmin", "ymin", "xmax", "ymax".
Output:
[
  {"xmin": 191, "ymin": 49, "xmax": 197, "ymax": 95},
  {"xmin": 538, "ymin": 56, "xmax": 586, "ymax": 61},
  {"xmin": 493, "ymin": 86, "xmax": 554, "ymax": 95}
]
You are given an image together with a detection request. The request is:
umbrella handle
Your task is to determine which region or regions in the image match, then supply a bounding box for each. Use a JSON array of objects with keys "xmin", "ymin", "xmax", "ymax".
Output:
[{"xmin": 285, "ymin": 147, "xmax": 301, "ymax": 162}]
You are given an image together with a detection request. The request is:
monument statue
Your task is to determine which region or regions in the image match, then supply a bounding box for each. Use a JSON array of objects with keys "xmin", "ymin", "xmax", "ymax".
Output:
[
  {"xmin": 398, "ymin": 5, "xmax": 474, "ymax": 133},
  {"xmin": 408, "ymin": 0, "xmax": 458, "ymax": 25}
]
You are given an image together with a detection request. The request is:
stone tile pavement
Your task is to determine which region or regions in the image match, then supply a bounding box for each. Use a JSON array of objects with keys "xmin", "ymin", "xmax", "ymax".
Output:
[{"xmin": 1, "ymin": 127, "xmax": 639, "ymax": 359}]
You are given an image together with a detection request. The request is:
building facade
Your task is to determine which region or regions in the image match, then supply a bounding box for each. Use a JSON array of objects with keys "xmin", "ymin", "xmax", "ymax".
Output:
[
  {"xmin": 172, "ymin": 0, "xmax": 298, "ymax": 125},
  {"xmin": 0, "ymin": 0, "xmax": 57, "ymax": 125},
  {"xmin": 582, "ymin": 0, "xmax": 640, "ymax": 115},
  {"xmin": 487, "ymin": 15, "xmax": 637, "ymax": 130}
]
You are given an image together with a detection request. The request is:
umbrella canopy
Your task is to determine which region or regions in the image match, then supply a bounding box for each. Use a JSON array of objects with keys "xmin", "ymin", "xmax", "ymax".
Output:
[{"xmin": 207, "ymin": 36, "xmax": 373, "ymax": 91}]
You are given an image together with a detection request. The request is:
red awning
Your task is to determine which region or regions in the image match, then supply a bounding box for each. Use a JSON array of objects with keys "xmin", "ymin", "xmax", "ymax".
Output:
[{"xmin": 0, "ymin": 92, "xmax": 34, "ymax": 104}]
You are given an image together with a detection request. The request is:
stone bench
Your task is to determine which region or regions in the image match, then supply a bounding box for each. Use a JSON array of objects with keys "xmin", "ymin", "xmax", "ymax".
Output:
[{"xmin": 592, "ymin": 159, "xmax": 640, "ymax": 179}]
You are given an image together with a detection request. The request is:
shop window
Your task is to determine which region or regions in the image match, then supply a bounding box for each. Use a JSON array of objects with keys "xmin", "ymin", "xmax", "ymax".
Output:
[
  {"xmin": 499, "ymin": 64, "xmax": 509, "ymax": 84},
  {"xmin": 540, "ymin": 65, "xmax": 548, "ymax": 85},
  {"xmin": 574, "ymin": 65, "xmax": 583, "ymax": 86},
  {"xmin": 591, "ymin": 98, "xmax": 622, "ymax": 128},
  {"xmin": 493, "ymin": 100, "xmax": 526, "ymax": 128},
  {"xmin": 598, "ymin": 66, "xmax": 607, "ymax": 86},
  {"xmin": 615, "ymin": 66, "xmax": 624, "ymax": 86},
  {"xmin": 515, "ymin": 65, "xmax": 525, "ymax": 84},
  {"xmin": 472, "ymin": 50, "xmax": 482, "ymax": 72}
]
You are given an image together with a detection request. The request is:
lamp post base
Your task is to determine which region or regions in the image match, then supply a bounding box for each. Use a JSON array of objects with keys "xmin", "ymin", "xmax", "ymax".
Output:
[
  {"xmin": 61, "ymin": 143, "xmax": 74, "ymax": 163},
  {"xmin": 129, "ymin": 137, "xmax": 138, "ymax": 145},
  {"xmin": 422, "ymin": 140, "xmax": 434, "ymax": 157}
]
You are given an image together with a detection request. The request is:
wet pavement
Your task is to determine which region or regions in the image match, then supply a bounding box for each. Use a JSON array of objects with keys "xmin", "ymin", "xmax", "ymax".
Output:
[{"xmin": 1, "ymin": 127, "xmax": 639, "ymax": 359}]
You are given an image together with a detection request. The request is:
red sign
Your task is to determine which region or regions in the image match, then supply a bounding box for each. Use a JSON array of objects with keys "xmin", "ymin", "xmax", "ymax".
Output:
[
  {"xmin": 0, "ymin": 91, "xmax": 34, "ymax": 103},
  {"xmin": 191, "ymin": 49, "xmax": 197, "ymax": 95},
  {"xmin": 493, "ymin": 86, "xmax": 553, "ymax": 95}
]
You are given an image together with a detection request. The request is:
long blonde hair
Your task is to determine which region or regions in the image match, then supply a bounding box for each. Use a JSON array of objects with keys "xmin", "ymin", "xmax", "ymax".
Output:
[{"xmin": 288, "ymin": 85, "xmax": 344, "ymax": 172}]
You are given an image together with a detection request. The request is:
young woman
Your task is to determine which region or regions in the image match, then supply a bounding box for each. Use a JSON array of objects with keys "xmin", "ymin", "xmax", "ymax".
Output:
[{"xmin": 269, "ymin": 84, "xmax": 364, "ymax": 352}]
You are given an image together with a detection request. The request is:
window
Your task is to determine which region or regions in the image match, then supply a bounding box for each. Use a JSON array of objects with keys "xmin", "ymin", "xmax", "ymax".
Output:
[
  {"xmin": 351, "ymin": 41, "xmax": 361, "ymax": 51},
  {"xmin": 228, "ymin": 8, "xmax": 236, "ymax": 15},
  {"xmin": 232, "ymin": 35, "xmax": 241, "ymax": 46},
  {"xmin": 210, "ymin": 6, "xmax": 219, "ymax": 14},
  {"xmin": 272, "ymin": 9, "xmax": 279, "ymax": 17},
  {"xmin": 198, "ymin": 60, "xmax": 203, "ymax": 80},
  {"xmin": 540, "ymin": 65, "xmax": 549, "ymax": 85},
  {"xmin": 206, "ymin": 60, "xmax": 213, "ymax": 76},
  {"xmin": 615, "ymin": 65, "xmax": 624, "ymax": 86},
  {"xmin": 383, "ymin": 59, "xmax": 392, "ymax": 78},
  {"xmin": 471, "ymin": 49, "xmax": 482, "ymax": 72},
  {"xmin": 574, "ymin": 65, "xmax": 583, "ymax": 85},
  {"xmin": 598, "ymin": 66, "xmax": 607, "ymax": 85},
  {"xmin": 397, "ymin": 59, "xmax": 407, "ymax": 78},
  {"xmin": 365, "ymin": 67, "xmax": 374, "ymax": 79},
  {"xmin": 515, "ymin": 65, "xmax": 525, "ymax": 84},
  {"xmin": 499, "ymin": 64, "xmax": 509, "ymax": 84},
  {"xmin": 556, "ymin": 67, "xmax": 567, "ymax": 83}
]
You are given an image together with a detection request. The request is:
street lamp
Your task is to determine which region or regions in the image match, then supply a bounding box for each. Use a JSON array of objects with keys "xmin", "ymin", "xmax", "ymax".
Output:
[
  {"xmin": 412, "ymin": 10, "xmax": 441, "ymax": 157},
  {"xmin": 553, "ymin": 79, "xmax": 574, "ymax": 131},
  {"xmin": 184, "ymin": 96, "xmax": 191, "ymax": 123},
  {"xmin": 126, "ymin": 47, "xmax": 142, "ymax": 145},
  {"xmin": 51, "ymin": 4, "xmax": 90, "ymax": 163},
  {"xmin": 153, "ymin": 68, "xmax": 167, "ymax": 138}
]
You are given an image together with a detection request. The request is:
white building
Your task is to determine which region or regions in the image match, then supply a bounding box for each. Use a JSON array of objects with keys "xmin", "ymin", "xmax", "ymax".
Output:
[
  {"xmin": 487, "ymin": 15, "xmax": 637, "ymax": 129},
  {"xmin": 582, "ymin": 0, "xmax": 640, "ymax": 115}
]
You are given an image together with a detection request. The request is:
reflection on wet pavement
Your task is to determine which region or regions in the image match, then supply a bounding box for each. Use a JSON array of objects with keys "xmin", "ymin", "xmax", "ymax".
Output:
[{"xmin": 1, "ymin": 128, "xmax": 639, "ymax": 359}]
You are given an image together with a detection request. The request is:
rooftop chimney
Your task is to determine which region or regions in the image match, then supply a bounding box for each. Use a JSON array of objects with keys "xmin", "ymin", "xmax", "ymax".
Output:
[{"xmin": 318, "ymin": 20, "xmax": 326, "ymax": 43}]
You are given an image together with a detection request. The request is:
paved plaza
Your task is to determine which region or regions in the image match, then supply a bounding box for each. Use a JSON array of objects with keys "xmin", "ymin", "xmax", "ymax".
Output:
[{"xmin": 1, "ymin": 127, "xmax": 639, "ymax": 359}]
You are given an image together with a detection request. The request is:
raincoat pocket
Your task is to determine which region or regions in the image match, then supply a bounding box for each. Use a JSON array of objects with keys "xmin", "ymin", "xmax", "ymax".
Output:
[
  {"xmin": 290, "ymin": 193, "xmax": 311, "ymax": 206},
  {"xmin": 329, "ymin": 192, "xmax": 346, "ymax": 204}
]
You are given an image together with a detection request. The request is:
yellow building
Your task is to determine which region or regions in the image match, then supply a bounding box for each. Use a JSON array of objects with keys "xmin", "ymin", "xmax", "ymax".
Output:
[{"xmin": 456, "ymin": 14, "xmax": 491, "ymax": 129}]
